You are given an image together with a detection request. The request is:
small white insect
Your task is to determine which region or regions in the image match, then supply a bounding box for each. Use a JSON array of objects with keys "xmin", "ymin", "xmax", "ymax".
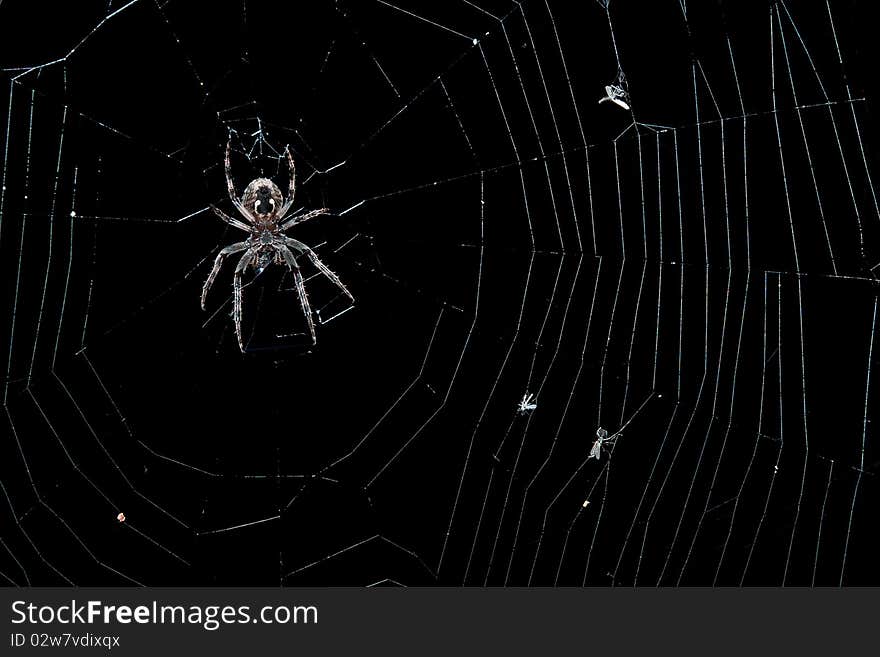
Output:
[
  {"xmin": 589, "ymin": 427, "xmax": 617, "ymax": 460},
  {"xmin": 599, "ymin": 83, "xmax": 630, "ymax": 111},
  {"xmin": 517, "ymin": 393, "xmax": 537, "ymax": 415}
]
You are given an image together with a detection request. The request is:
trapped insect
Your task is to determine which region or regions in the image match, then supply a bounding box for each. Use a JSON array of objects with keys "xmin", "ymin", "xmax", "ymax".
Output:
[
  {"xmin": 598, "ymin": 83, "xmax": 630, "ymax": 110},
  {"xmin": 589, "ymin": 427, "xmax": 617, "ymax": 460},
  {"xmin": 202, "ymin": 140, "xmax": 354, "ymax": 351},
  {"xmin": 517, "ymin": 393, "xmax": 537, "ymax": 415}
]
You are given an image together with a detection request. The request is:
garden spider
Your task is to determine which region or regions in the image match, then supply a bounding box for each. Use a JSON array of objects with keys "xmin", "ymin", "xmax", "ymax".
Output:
[{"xmin": 202, "ymin": 140, "xmax": 354, "ymax": 351}]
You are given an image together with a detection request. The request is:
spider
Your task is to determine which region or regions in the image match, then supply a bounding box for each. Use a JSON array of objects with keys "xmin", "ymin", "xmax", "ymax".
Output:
[{"xmin": 202, "ymin": 140, "xmax": 354, "ymax": 351}]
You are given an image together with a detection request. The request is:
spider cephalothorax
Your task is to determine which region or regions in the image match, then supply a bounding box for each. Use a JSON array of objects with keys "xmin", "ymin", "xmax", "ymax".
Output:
[{"xmin": 201, "ymin": 139, "xmax": 354, "ymax": 352}]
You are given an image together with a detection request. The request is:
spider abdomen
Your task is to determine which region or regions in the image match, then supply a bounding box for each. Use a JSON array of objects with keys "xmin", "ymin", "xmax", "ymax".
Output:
[{"xmin": 242, "ymin": 177, "xmax": 283, "ymax": 224}]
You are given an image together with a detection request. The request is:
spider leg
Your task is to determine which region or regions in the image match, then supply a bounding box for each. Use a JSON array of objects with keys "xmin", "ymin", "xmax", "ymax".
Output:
[
  {"xmin": 210, "ymin": 205, "xmax": 251, "ymax": 232},
  {"xmin": 284, "ymin": 237, "xmax": 354, "ymax": 302},
  {"xmin": 278, "ymin": 207, "xmax": 330, "ymax": 231},
  {"xmin": 276, "ymin": 245, "xmax": 316, "ymax": 344},
  {"xmin": 202, "ymin": 240, "xmax": 251, "ymax": 310},
  {"xmin": 233, "ymin": 248, "xmax": 257, "ymax": 352},
  {"xmin": 225, "ymin": 139, "xmax": 252, "ymax": 221},
  {"xmin": 277, "ymin": 147, "xmax": 297, "ymax": 220}
]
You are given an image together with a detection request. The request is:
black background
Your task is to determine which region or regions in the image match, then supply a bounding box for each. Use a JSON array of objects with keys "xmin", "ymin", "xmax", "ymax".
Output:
[{"xmin": 0, "ymin": 0, "xmax": 879, "ymax": 586}]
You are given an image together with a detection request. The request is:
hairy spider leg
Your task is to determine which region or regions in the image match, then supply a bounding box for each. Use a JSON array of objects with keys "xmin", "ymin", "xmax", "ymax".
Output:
[
  {"xmin": 225, "ymin": 140, "xmax": 252, "ymax": 222},
  {"xmin": 284, "ymin": 237, "xmax": 354, "ymax": 302},
  {"xmin": 278, "ymin": 245, "xmax": 316, "ymax": 344},
  {"xmin": 210, "ymin": 205, "xmax": 251, "ymax": 233},
  {"xmin": 232, "ymin": 248, "xmax": 257, "ymax": 352},
  {"xmin": 279, "ymin": 207, "xmax": 330, "ymax": 232},
  {"xmin": 277, "ymin": 147, "xmax": 297, "ymax": 220},
  {"xmin": 202, "ymin": 241, "xmax": 250, "ymax": 310}
]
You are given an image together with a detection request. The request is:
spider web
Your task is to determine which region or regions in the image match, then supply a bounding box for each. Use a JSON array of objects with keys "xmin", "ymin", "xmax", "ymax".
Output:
[{"xmin": 0, "ymin": 0, "xmax": 878, "ymax": 586}]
